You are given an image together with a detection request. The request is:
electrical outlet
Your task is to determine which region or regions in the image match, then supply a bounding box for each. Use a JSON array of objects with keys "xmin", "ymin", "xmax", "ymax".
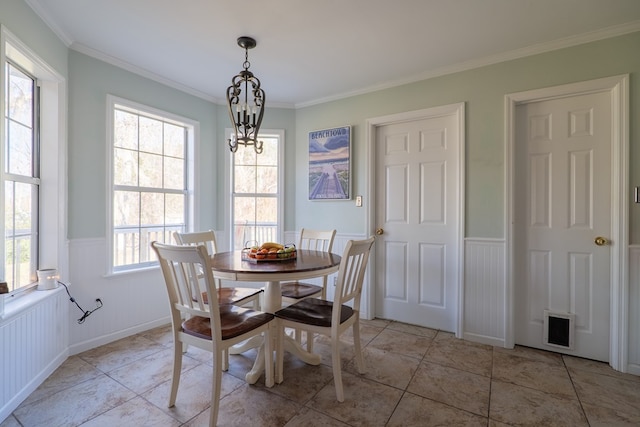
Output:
[{"xmin": 355, "ymin": 195, "xmax": 362, "ymax": 207}]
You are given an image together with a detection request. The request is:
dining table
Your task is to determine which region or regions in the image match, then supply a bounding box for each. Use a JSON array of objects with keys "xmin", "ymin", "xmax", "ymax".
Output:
[{"xmin": 210, "ymin": 248, "xmax": 342, "ymax": 384}]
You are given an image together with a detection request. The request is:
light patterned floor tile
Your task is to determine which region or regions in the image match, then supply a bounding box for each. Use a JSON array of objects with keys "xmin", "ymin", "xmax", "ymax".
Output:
[
  {"xmin": 7, "ymin": 322, "xmax": 640, "ymax": 427},
  {"xmin": 424, "ymin": 331, "xmax": 493, "ymax": 377},
  {"xmin": 14, "ymin": 375, "xmax": 136, "ymax": 427},
  {"xmin": 80, "ymin": 396, "xmax": 181, "ymax": 426},
  {"xmin": 344, "ymin": 346, "xmax": 420, "ymax": 390},
  {"xmin": 367, "ymin": 328, "xmax": 432, "ymax": 360},
  {"xmin": 387, "ymin": 392, "xmax": 486, "ymax": 426},
  {"xmin": 569, "ymin": 368, "xmax": 640, "ymax": 417},
  {"xmin": 141, "ymin": 363, "xmax": 245, "ymax": 423},
  {"xmin": 490, "ymin": 380, "xmax": 588, "ymax": 426},
  {"xmin": 107, "ymin": 347, "xmax": 201, "ymax": 394},
  {"xmin": 308, "ymin": 372, "xmax": 404, "ymax": 427},
  {"xmin": 21, "ymin": 356, "xmax": 103, "ymax": 406},
  {"xmin": 78, "ymin": 334, "xmax": 165, "ymax": 372},
  {"xmin": 492, "ymin": 351, "xmax": 577, "ymax": 398},
  {"xmin": 407, "ymin": 361, "xmax": 490, "ymax": 417},
  {"xmin": 284, "ymin": 407, "xmax": 350, "ymax": 427}
]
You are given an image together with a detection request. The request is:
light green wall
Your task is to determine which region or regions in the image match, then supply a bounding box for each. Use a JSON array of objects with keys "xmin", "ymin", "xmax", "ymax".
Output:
[
  {"xmin": 68, "ymin": 51, "xmax": 221, "ymax": 238},
  {"xmin": 4, "ymin": 0, "xmax": 640, "ymax": 243},
  {"xmin": 295, "ymin": 32, "xmax": 640, "ymax": 240},
  {"xmin": 0, "ymin": 0, "xmax": 68, "ymax": 77}
]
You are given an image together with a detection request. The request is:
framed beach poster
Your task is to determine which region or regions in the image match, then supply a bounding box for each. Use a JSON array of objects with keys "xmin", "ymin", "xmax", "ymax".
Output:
[{"xmin": 308, "ymin": 126, "xmax": 351, "ymax": 200}]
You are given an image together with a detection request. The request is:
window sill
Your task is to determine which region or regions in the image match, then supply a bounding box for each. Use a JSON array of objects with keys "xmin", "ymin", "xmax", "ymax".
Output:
[
  {"xmin": 0, "ymin": 285, "xmax": 66, "ymax": 323},
  {"xmin": 103, "ymin": 264, "xmax": 160, "ymax": 279}
]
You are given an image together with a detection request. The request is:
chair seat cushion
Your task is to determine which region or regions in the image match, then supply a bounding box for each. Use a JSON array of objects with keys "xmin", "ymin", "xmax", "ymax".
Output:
[
  {"xmin": 182, "ymin": 305, "xmax": 274, "ymax": 340},
  {"xmin": 275, "ymin": 298, "xmax": 353, "ymax": 327},
  {"xmin": 201, "ymin": 287, "xmax": 263, "ymax": 305},
  {"xmin": 280, "ymin": 281, "xmax": 322, "ymax": 299}
]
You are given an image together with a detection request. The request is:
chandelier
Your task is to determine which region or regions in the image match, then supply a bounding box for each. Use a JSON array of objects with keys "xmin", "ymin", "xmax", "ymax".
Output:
[{"xmin": 226, "ymin": 36, "xmax": 265, "ymax": 154}]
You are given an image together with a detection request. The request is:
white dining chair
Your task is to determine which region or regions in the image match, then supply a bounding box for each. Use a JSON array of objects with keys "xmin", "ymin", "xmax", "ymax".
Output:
[
  {"xmin": 275, "ymin": 236, "xmax": 375, "ymax": 402},
  {"xmin": 174, "ymin": 230, "xmax": 263, "ymax": 309},
  {"xmin": 279, "ymin": 228, "xmax": 336, "ymax": 351},
  {"xmin": 151, "ymin": 241, "xmax": 274, "ymax": 427},
  {"xmin": 280, "ymin": 228, "xmax": 336, "ymax": 303}
]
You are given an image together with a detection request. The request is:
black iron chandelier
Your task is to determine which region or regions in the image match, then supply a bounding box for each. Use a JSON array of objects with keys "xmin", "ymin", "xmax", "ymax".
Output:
[{"xmin": 226, "ymin": 36, "xmax": 265, "ymax": 154}]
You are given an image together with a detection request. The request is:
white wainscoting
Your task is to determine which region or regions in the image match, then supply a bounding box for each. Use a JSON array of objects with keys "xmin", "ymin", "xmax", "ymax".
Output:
[
  {"xmin": 0, "ymin": 287, "xmax": 69, "ymax": 421},
  {"xmin": 68, "ymin": 232, "xmax": 371, "ymax": 356},
  {"xmin": 68, "ymin": 238, "xmax": 169, "ymax": 355},
  {"xmin": 628, "ymin": 245, "xmax": 640, "ymax": 375},
  {"xmin": 462, "ymin": 238, "xmax": 507, "ymax": 347}
]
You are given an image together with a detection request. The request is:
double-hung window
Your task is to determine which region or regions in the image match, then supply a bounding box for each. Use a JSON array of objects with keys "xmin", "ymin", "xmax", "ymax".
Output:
[
  {"xmin": 3, "ymin": 62, "xmax": 39, "ymax": 291},
  {"xmin": 230, "ymin": 130, "xmax": 284, "ymax": 250},
  {"xmin": 1, "ymin": 26, "xmax": 64, "ymax": 295},
  {"xmin": 108, "ymin": 96, "xmax": 194, "ymax": 272}
]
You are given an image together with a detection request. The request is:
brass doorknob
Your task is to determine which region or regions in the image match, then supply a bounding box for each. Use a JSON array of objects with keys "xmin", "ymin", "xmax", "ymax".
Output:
[
  {"xmin": 376, "ymin": 228, "xmax": 384, "ymax": 235},
  {"xmin": 594, "ymin": 236, "xmax": 608, "ymax": 246}
]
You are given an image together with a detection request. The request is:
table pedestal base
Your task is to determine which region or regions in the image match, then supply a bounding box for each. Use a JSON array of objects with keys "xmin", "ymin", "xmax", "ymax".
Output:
[{"xmin": 241, "ymin": 332, "xmax": 322, "ymax": 384}]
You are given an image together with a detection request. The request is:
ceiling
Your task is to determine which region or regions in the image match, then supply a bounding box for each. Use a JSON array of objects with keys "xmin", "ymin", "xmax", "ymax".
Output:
[{"xmin": 25, "ymin": 0, "xmax": 640, "ymax": 108}]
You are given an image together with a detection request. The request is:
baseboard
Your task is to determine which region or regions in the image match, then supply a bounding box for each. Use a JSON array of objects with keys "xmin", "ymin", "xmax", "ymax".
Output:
[
  {"xmin": 463, "ymin": 332, "xmax": 508, "ymax": 348},
  {"xmin": 69, "ymin": 316, "xmax": 171, "ymax": 355}
]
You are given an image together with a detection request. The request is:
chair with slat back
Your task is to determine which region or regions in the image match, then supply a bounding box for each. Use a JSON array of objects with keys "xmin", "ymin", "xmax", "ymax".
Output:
[
  {"xmin": 174, "ymin": 230, "xmax": 263, "ymax": 310},
  {"xmin": 280, "ymin": 228, "xmax": 336, "ymax": 302},
  {"xmin": 279, "ymin": 228, "xmax": 336, "ymax": 351},
  {"xmin": 151, "ymin": 241, "xmax": 274, "ymax": 427},
  {"xmin": 275, "ymin": 236, "xmax": 375, "ymax": 402}
]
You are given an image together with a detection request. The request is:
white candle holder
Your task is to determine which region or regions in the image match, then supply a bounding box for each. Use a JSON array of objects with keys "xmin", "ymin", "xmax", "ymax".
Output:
[{"xmin": 36, "ymin": 269, "xmax": 59, "ymax": 291}]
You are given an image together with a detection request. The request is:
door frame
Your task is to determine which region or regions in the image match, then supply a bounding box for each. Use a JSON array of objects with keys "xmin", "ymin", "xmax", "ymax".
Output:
[
  {"xmin": 365, "ymin": 102, "xmax": 466, "ymax": 337},
  {"xmin": 505, "ymin": 75, "xmax": 629, "ymax": 371}
]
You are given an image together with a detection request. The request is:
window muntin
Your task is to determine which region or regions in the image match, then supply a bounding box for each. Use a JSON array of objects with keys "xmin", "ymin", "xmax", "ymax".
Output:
[
  {"xmin": 231, "ymin": 134, "xmax": 282, "ymax": 249},
  {"xmin": 110, "ymin": 102, "xmax": 190, "ymax": 271},
  {"xmin": 3, "ymin": 62, "xmax": 39, "ymax": 291}
]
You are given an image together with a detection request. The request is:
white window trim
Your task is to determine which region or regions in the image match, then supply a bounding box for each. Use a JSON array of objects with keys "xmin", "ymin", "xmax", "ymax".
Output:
[
  {"xmin": 224, "ymin": 128, "xmax": 285, "ymax": 251},
  {"xmin": 0, "ymin": 25, "xmax": 67, "ymax": 315},
  {"xmin": 105, "ymin": 95, "xmax": 198, "ymax": 275}
]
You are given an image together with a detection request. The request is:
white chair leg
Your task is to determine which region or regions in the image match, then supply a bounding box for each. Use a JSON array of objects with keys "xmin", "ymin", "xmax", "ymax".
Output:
[
  {"xmin": 210, "ymin": 351, "xmax": 223, "ymax": 427},
  {"xmin": 353, "ymin": 320, "xmax": 364, "ymax": 374},
  {"xmin": 331, "ymin": 337, "xmax": 344, "ymax": 402},
  {"xmin": 275, "ymin": 320, "xmax": 284, "ymax": 384},
  {"xmin": 264, "ymin": 325, "xmax": 274, "ymax": 388},
  {"xmin": 168, "ymin": 338, "xmax": 183, "ymax": 407},
  {"xmin": 306, "ymin": 330, "xmax": 314, "ymax": 353},
  {"xmin": 222, "ymin": 349, "xmax": 229, "ymax": 371}
]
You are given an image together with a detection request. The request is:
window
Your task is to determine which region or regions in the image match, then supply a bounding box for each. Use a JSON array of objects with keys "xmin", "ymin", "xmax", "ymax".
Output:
[
  {"xmin": 230, "ymin": 130, "xmax": 284, "ymax": 250},
  {"xmin": 3, "ymin": 62, "xmax": 39, "ymax": 291},
  {"xmin": 1, "ymin": 26, "xmax": 65, "ymax": 295},
  {"xmin": 108, "ymin": 96, "xmax": 195, "ymax": 272}
]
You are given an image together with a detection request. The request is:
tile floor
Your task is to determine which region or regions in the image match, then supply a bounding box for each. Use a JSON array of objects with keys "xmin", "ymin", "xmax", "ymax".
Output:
[{"xmin": 3, "ymin": 319, "xmax": 640, "ymax": 426}]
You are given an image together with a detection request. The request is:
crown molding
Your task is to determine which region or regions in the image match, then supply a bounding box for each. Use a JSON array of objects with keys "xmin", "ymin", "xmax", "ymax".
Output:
[
  {"xmin": 295, "ymin": 20, "xmax": 640, "ymax": 108},
  {"xmin": 25, "ymin": 0, "xmax": 73, "ymax": 46},
  {"xmin": 70, "ymin": 43, "xmax": 222, "ymax": 103}
]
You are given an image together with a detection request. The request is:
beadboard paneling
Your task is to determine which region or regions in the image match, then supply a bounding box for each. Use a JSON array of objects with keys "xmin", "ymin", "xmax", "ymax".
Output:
[
  {"xmin": 463, "ymin": 238, "xmax": 506, "ymax": 347},
  {"xmin": 0, "ymin": 287, "xmax": 69, "ymax": 420},
  {"xmin": 629, "ymin": 245, "xmax": 640, "ymax": 375}
]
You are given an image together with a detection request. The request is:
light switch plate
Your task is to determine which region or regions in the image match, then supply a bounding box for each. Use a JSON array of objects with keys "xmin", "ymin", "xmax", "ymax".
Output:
[{"xmin": 355, "ymin": 195, "xmax": 362, "ymax": 207}]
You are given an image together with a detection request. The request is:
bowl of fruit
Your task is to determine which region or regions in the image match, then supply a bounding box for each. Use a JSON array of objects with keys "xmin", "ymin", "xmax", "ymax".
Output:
[{"xmin": 243, "ymin": 242, "xmax": 296, "ymax": 262}]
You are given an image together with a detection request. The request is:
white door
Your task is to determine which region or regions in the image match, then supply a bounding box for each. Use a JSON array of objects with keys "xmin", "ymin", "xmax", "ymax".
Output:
[
  {"xmin": 514, "ymin": 91, "xmax": 611, "ymax": 361},
  {"xmin": 374, "ymin": 107, "xmax": 462, "ymax": 332}
]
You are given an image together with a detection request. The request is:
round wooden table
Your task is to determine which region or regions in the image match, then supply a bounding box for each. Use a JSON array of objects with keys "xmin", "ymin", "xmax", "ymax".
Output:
[{"xmin": 210, "ymin": 249, "xmax": 342, "ymax": 383}]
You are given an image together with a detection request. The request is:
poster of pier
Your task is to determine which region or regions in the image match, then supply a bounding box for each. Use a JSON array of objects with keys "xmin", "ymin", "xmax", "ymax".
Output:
[{"xmin": 308, "ymin": 126, "xmax": 351, "ymax": 200}]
